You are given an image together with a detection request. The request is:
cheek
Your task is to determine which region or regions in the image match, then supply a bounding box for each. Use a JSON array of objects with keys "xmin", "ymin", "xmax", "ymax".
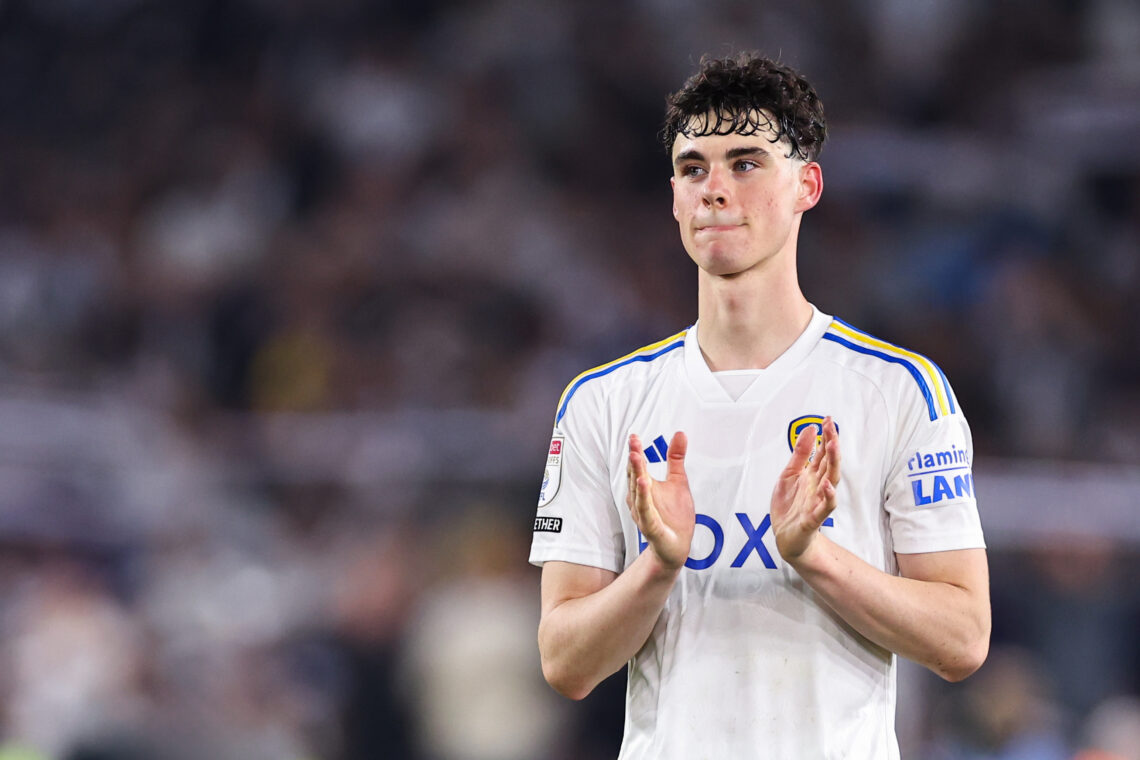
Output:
[
  {"xmin": 753, "ymin": 189, "xmax": 790, "ymax": 217},
  {"xmin": 672, "ymin": 184, "xmax": 690, "ymax": 206},
  {"xmin": 673, "ymin": 192, "xmax": 694, "ymax": 222}
]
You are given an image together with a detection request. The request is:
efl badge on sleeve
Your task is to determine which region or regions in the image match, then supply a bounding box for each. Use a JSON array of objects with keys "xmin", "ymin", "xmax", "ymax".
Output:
[{"xmin": 537, "ymin": 435, "xmax": 564, "ymax": 508}]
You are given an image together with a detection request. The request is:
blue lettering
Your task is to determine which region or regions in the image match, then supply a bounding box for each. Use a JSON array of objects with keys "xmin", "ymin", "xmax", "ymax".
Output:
[
  {"xmin": 912, "ymin": 473, "xmax": 974, "ymax": 506},
  {"xmin": 730, "ymin": 513, "xmax": 777, "ymax": 569},
  {"xmin": 638, "ymin": 512, "xmax": 832, "ymax": 569},
  {"xmin": 685, "ymin": 514, "xmax": 724, "ymax": 570},
  {"xmin": 912, "ymin": 480, "xmax": 933, "ymax": 506}
]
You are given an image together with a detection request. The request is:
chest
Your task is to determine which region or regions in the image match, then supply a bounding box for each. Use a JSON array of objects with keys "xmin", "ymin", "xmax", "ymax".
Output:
[{"xmin": 606, "ymin": 371, "xmax": 893, "ymax": 575}]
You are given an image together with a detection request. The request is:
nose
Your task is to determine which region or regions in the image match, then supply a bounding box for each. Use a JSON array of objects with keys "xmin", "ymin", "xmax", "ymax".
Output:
[{"xmin": 701, "ymin": 166, "xmax": 730, "ymax": 208}]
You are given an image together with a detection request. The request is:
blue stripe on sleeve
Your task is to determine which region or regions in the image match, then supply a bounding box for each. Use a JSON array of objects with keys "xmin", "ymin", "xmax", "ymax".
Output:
[
  {"xmin": 555, "ymin": 339, "xmax": 685, "ymax": 425},
  {"xmin": 822, "ymin": 332, "xmax": 938, "ymax": 421},
  {"xmin": 831, "ymin": 317, "xmax": 954, "ymax": 417}
]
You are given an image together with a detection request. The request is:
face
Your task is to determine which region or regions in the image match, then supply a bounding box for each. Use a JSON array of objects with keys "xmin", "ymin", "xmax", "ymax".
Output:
[{"xmin": 670, "ymin": 114, "xmax": 822, "ymax": 278}]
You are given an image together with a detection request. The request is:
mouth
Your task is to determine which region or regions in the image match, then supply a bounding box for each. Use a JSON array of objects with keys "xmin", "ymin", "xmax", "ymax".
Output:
[{"xmin": 696, "ymin": 223, "xmax": 744, "ymax": 233}]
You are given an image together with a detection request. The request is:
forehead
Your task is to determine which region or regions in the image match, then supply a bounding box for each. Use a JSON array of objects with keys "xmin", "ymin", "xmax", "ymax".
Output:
[
  {"xmin": 671, "ymin": 108, "xmax": 787, "ymax": 160},
  {"xmin": 671, "ymin": 128, "xmax": 787, "ymax": 163}
]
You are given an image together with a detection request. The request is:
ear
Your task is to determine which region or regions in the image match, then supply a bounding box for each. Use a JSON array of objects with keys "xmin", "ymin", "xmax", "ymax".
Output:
[
  {"xmin": 794, "ymin": 162, "xmax": 823, "ymax": 213},
  {"xmin": 670, "ymin": 175, "xmax": 679, "ymax": 220}
]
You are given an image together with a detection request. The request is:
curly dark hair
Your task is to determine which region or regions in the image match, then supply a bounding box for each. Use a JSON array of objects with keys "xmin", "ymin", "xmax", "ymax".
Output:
[{"xmin": 662, "ymin": 53, "xmax": 827, "ymax": 162}]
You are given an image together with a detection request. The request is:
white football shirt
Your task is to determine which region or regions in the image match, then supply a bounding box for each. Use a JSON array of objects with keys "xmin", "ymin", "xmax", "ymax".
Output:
[{"xmin": 530, "ymin": 306, "xmax": 985, "ymax": 760}]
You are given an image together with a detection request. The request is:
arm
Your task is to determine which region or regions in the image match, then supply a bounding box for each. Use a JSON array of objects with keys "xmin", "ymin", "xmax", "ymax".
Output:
[
  {"xmin": 538, "ymin": 432, "xmax": 694, "ymax": 699},
  {"xmin": 790, "ymin": 541, "xmax": 989, "ymax": 682},
  {"xmin": 771, "ymin": 418, "xmax": 990, "ymax": 682}
]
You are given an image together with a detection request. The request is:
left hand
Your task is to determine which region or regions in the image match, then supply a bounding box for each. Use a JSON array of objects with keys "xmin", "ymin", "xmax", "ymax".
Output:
[{"xmin": 769, "ymin": 416, "xmax": 841, "ymax": 564}]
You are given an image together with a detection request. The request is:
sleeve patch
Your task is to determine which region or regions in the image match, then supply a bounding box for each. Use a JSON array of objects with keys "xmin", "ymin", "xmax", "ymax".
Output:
[
  {"xmin": 537, "ymin": 435, "xmax": 564, "ymax": 508},
  {"xmin": 906, "ymin": 445, "xmax": 973, "ymax": 506},
  {"xmin": 533, "ymin": 516, "xmax": 563, "ymax": 533}
]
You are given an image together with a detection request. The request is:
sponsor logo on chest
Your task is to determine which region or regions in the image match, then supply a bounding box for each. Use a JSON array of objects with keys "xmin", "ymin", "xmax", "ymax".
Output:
[{"xmin": 637, "ymin": 511, "xmax": 835, "ymax": 570}]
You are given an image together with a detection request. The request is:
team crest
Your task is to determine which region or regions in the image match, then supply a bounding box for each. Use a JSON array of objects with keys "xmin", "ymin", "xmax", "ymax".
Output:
[
  {"xmin": 787, "ymin": 415, "xmax": 837, "ymax": 453},
  {"xmin": 537, "ymin": 434, "xmax": 564, "ymax": 508}
]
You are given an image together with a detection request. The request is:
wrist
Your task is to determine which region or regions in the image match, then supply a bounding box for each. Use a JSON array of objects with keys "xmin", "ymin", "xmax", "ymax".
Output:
[
  {"xmin": 785, "ymin": 533, "xmax": 831, "ymax": 576},
  {"xmin": 644, "ymin": 544, "xmax": 687, "ymax": 577}
]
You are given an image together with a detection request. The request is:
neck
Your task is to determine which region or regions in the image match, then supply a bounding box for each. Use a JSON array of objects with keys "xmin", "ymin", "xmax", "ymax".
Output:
[{"xmin": 695, "ymin": 255, "xmax": 812, "ymax": 371}]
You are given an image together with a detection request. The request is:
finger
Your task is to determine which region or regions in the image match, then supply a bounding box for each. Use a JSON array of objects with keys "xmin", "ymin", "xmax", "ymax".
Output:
[
  {"xmin": 823, "ymin": 417, "xmax": 841, "ymax": 486},
  {"xmin": 631, "ymin": 473, "xmax": 662, "ymax": 535},
  {"xmin": 783, "ymin": 425, "xmax": 816, "ymax": 479},
  {"xmin": 626, "ymin": 435, "xmax": 657, "ymax": 519},
  {"xmin": 810, "ymin": 425, "xmax": 827, "ymax": 477},
  {"xmin": 812, "ymin": 478, "xmax": 838, "ymax": 524},
  {"xmin": 627, "ymin": 457, "xmax": 636, "ymax": 507},
  {"xmin": 665, "ymin": 431, "xmax": 688, "ymax": 480},
  {"xmin": 628, "ymin": 460, "xmax": 651, "ymax": 514},
  {"xmin": 628, "ymin": 434, "xmax": 649, "ymax": 480},
  {"xmin": 626, "ymin": 435, "xmax": 639, "ymax": 506},
  {"xmin": 633, "ymin": 464, "xmax": 652, "ymax": 524}
]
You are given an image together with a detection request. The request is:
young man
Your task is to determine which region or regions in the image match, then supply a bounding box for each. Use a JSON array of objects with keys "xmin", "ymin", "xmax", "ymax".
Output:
[{"xmin": 530, "ymin": 53, "xmax": 989, "ymax": 759}]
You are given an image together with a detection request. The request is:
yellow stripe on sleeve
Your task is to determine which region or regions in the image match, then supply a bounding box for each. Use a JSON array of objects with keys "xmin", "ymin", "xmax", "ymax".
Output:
[{"xmin": 829, "ymin": 321, "xmax": 951, "ymax": 417}]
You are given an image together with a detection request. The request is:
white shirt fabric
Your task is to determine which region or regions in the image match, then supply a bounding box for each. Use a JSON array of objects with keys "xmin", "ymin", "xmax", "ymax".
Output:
[
  {"xmin": 712, "ymin": 369, "xmax": 762, "ymax": 401},
  {"xmin": 529, "ymin": 306, "xmax": 985, "ymax": 760}
]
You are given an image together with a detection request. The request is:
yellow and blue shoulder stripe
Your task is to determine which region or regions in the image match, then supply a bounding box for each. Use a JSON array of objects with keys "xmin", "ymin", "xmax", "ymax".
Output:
[
  {"xmin": 823, "ymin": 318, "xmax": 955, "ymax": 421},
  {"xmin": 555, "ymin": 329, "xmax": 688, "ymax": 424}
]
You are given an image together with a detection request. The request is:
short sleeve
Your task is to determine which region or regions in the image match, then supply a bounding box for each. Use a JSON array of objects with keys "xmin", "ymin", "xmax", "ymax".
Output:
[
  {"xmin": 884, "ymin": 390, "xmax": 986, "ymax": 555},
  {"xmin": 528, "ymin": 384, "xmax": 625, "ymax": 572}
]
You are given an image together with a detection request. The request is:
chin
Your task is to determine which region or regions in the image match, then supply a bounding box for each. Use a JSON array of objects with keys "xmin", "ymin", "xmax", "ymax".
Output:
[
  {"xmin": 699, "ymin": 261, "xmax": 750, "ymax": 278},
  {"xmin": 690, "ymin": 247, "xmax": 732, "ymax": 270},
  {"xmin": 699, "ymin": 248, "xmax": 752, "ymax": 273}
]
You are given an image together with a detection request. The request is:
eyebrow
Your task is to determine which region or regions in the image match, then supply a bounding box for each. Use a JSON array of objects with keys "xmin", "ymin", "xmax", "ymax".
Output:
[{"xmin": 673, "ymin": 146, "xmax": 769, "ymax": 165}]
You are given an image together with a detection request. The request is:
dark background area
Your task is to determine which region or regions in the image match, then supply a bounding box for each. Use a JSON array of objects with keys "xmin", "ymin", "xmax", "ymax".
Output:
[{"xmin": 0, "ymin": 1, "xmax": 1138, "ymax": 758}]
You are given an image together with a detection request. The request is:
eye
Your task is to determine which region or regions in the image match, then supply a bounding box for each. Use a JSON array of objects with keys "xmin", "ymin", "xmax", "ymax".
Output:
[
  {"xmin": 680, "ymin": 164, "xmax": 706, "ymax": 178},
  {"xmin": 734, "ymin": 159, "xmax": 759, "ymax": 172}
]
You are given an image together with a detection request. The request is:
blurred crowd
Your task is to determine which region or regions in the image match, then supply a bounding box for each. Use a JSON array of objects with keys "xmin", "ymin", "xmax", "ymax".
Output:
[{"xmin": 0, "ymin": 0, "xmax": 1138, "ymax": 758}]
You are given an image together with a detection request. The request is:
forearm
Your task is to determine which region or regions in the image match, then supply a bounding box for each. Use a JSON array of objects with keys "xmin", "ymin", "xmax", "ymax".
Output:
[
  {"xmin": 538, "ymin": 552, "xmax": 680, "ymax": 700},
  {"xmin": 789, "ymin": 537, "xmax": 990, "ymax": 681}
]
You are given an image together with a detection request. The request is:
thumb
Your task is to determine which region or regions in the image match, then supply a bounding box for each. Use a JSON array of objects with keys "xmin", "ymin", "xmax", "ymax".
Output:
[{"xmin": 665, "ymin": 431, "xmax": 688, "ymax": 479}]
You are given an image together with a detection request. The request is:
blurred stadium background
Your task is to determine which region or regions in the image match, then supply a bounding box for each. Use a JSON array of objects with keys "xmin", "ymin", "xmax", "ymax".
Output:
[{"xmin": 0, "ymin": 0, "xmax": 1139, "ymax": 758}]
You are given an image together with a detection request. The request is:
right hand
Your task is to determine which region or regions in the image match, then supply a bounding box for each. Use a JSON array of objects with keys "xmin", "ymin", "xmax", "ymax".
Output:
[
  {"xmin": 626, "ymin": 432, "xmax": 695, "ymax": 570},
  {"xmin": 769, "ymin": 416, "xmax": 840, "ymax": 565}
]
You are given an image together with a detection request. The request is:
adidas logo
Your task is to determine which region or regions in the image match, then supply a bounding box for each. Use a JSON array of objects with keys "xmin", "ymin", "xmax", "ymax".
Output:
[{"xmin": 643, "ymin": 435, "xmax": 670, "ymax": 463}]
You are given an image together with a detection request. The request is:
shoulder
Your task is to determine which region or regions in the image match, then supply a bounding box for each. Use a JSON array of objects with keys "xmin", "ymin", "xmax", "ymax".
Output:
[
  {"xmin": 818, "ymin": 316, "xmax": 959, "ymax": 423},
  {"xmin": 554, "ymin": 328, "xmax": 689, "ymax": 425}
]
